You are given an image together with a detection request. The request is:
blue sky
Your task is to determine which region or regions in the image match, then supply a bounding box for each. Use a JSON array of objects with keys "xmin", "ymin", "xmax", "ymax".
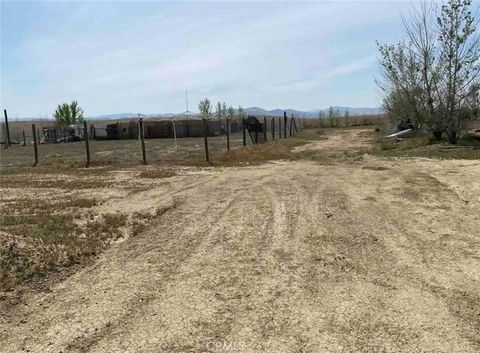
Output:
[{"xmin": 1, "ymin": 1, "xmax": 412, "ymax": 118}]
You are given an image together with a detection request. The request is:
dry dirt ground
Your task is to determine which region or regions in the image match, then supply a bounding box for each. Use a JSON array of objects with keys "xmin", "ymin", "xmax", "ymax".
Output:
[{"xmin": 1, "ymin": 129, "xmax": 479, "ymax": 353}]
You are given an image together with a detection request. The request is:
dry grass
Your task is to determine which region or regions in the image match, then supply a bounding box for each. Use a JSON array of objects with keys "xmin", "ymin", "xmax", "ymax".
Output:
[
  {"xmin": 214, "ymin": 140, "xmax": 305, "ymax": 166},
  {"xmin": 372, "ymin": 132, "xmax": 480, "ymax": 160},
  {"xmin": 213, "ymin": 130, "xmax": 329, "ymax": 166},
  {"xmin": 300, "ymin": 114, "xmax": 388, "ymax": 129},
  {"xmin": 1, "ymin": 197, "xmax": 98, "ymax": 214},
  {"xmin": 0, "ymin": 177, "xmax": 112, "ymax": 189},
  {"xmin": 0, "ymin": 199, "xmax": 126, "ymax": 291},
  {"xmin": 0, "ymin": 161, "xmax": 182, "ymax": 292},
  {"xmin": 138, "ymin": 168, "xmax": 177, "ymax": 179}
]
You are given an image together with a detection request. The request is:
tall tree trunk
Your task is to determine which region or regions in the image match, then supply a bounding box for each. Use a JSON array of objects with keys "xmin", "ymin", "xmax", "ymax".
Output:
[{"xmin": 447, "ymin": 130, "xmax": 457, "ymax": 144}]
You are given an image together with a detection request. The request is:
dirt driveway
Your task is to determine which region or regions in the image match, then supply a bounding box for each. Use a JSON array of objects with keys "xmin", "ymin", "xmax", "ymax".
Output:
[{"xmin": 1, "ymin": 131, "xmax": 479, "ymax": 353}]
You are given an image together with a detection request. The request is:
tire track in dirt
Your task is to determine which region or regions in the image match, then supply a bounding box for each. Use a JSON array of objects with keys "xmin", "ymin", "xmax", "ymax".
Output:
[
  {"xmin": 1, "ymin": 172, "xmax": 234, "ymax": 353},
  {"xmin": 1, "ymin": 154, "xmax": 479, "ymax": 353},
  {"xmin": 85, "ymin": 182, "xmax": 249, "ymax": 352}
]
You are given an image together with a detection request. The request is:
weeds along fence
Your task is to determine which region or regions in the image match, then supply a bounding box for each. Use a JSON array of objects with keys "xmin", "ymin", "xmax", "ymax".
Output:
[
  {"xmin": 300, "ymin": 114, "xmax": 388, "ymax": 129},
  {"xmin": 0, "ymin": 113, "xmax": 301, "ymax": 169}
]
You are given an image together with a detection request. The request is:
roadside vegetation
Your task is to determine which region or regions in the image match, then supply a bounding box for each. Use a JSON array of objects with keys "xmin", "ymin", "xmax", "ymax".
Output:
[{"xmin": 372, "ymin": 131, "xmax": 480, "ymax": 159}]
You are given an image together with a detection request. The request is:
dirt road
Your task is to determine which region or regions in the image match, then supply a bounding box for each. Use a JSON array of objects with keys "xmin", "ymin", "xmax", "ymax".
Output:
[{"xmin": 1, "ymin": 132, "xmax": 479, "ymax": 353}]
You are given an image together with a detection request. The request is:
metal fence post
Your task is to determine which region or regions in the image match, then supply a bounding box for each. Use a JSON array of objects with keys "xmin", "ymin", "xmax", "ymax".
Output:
[
  {"xmin": 263, "ymin": 116, "xmax": 267, "ymax": 142},
  {"xmin": 290, "ymin": 114, "xmax": 294, "ymax": 137},
  {"xmin": 226, "ymin": 116, "xmax": 230, "ymax": 151},
  {"xmin": 271, "ymin": 118, "xmax": 275, "ymax": 140},
  {"xmin": 242, "ymin": 118, "xmax": 246, "ymax": 146},
  {"xmin": 203, "ymin": 118, "xmax": 209, "ymax": 162},
  {"xmin": 3, "ymin": 109, "xmax": 10, "ymax": 147},
  {"xmin": 138, "ymin": 118, "xmax": 147, "ymax": 165},
  {"xmin": 84, "ymin": 120, "xmax": 91, "ymax": 167},
  {"xmin": 32, "ymin": 124, "xmax": 38, "ymax": 166}
]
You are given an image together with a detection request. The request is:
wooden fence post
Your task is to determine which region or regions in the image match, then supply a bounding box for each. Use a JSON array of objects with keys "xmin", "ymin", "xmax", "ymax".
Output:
[
  {"xmin": 254, "ymin": 120, "xmax": 258, "ymax": 144},
  {"xmin": 84, "ymin": 120, "xmax": 91, "ymax": 167},
  {"xmin": 242, "ymin": 118, "xmax": 246, "ymax": 146},
  {"xmin": 284, "ymin": 111, "xmax": 287, "ymax": 138},
  {"xmin": 138, "ymin": 118, "xmax": 147, "ymax": 165},
  {"xmin": 271, "ymin": 118, "xmax": 275, "ymax": 140},
  {"xmin": 3, "ymin": 109, "xmax": 10, "ymax": 147},
  {"xmin": 226, "ymin": 116, "xmax": 230, "ymax": 151},
  {"xmin": 263, "ymin": 116, "xmax": 267, "ymax": 142},
  {"xmin": 88, "ymin": 123, "xmax": 94, "ymax": 139},
  {"xmin": 203, "ymin": 118, "xmax": 209, "ymax": 162},
  {"xmin": 293, "ymin": 118, "xmax": 298, "ymax": 133},
  {"xmin": 22, "ymin": 130, "xmax": 26, "ymax": 146},
  {"xmin": 172, "ymin": 120, "xmax": 178, "ymax": 152},
  {"xmin": 31, "ymin": 124, "xmax": 38, "ymax": 166},
  {"xmin": 278, "ymin": 117, "xmax": 281, "ymax": 138}
]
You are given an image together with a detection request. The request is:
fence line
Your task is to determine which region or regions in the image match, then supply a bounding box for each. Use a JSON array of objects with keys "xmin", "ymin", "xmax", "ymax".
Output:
[{"xmin": 2, "ymin": 113, "xmax": 298, "ymax": 166}]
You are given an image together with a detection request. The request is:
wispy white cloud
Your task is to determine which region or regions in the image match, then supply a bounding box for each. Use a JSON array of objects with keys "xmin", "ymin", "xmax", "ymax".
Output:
[
  {"xmin": 1, "ymin": 1, "xmax": 409, "ymax": 116},
  {"xmin": 326, "ymin": 55, "xmax": 377, "ymax": 78}
]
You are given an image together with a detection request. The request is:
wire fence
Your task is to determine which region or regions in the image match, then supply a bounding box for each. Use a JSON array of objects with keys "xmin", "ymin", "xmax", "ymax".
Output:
[{"xmin": 0, "ymin": 114, "xmax": 301, "ymax": 170}]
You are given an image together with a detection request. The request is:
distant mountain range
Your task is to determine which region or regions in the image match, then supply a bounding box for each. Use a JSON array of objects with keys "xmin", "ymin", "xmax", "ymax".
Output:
[
  {"xmin": 10, "ymin": 107, "xmax": 383, "ymax": 121},
  {"xmin": 86, "ymin": 106, "xmax": 383, "ymax": 120},
  {"xmin": 243, "ymin": 106, "xmax": 383, "ymax": 118}
]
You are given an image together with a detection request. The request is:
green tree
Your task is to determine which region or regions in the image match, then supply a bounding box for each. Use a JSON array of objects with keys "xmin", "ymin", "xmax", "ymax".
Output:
[
  {"xmin": 199, "ymin": 98, "xmax": 212, "ymax": 117},
  {"xmin": 437, "ymin": 0, "xmax": 480, "ymax": 144},
  {"xmin": 216, "ymin": 101, "xmax": 222, "ymax": 119},
  {"xmin": 377, "ymin": 42, "xmax": 427, "ymax": 130},
  {"xmin": 54, "ymin": 100, "xmax": 84, "ymax": 126},
  {"xmin": 327, "ymin": 106, "xmax": 337, "ymax": 127},
  {"xmin": 378, "ymin": 0, "xmax": 479, "ymax": 143}
]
